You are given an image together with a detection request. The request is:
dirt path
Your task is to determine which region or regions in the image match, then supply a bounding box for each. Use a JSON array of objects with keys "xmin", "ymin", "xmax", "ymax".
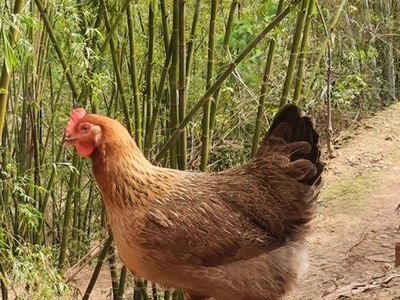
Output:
[{"xmin": 287, "ymin": 103, "xmax": 400, "ymax": 299}]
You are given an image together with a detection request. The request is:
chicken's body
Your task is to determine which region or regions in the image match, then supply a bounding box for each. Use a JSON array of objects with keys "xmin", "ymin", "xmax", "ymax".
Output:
[{"xmin": 65, "ymin": 104, "xmax": 323, "ymax": 300}]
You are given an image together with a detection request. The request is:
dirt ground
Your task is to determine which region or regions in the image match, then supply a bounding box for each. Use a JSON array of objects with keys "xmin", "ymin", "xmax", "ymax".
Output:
[
  {"xmin": 72, "ymin": 103, "xmax": 400, "ymax": 299},
  {"xmin": 287, "ymin": 102, "xmax": 400, "ymax": 299}
]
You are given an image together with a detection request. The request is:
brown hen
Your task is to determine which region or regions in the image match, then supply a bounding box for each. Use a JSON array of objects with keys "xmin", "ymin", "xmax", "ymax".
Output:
[{"xmin": 64, "ymin": 104, "xmax": 323, "ymax": 300}]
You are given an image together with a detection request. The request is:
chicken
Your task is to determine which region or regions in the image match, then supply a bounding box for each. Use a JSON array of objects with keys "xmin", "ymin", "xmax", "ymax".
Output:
[{"xmin": 64, "ymin": 104, "xmax": 323, "ymax": 300}]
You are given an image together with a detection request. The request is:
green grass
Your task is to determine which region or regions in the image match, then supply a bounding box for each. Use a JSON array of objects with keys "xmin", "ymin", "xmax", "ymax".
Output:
[{"xmin": 318, "ymin": 172, "xmax": 381, "ymax": 216}]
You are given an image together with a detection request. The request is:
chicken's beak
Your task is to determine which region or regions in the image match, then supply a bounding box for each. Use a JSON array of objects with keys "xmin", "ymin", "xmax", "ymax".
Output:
[{"xmin": 63, "ymin": 135, "xmax": 76, "ymax": 147}]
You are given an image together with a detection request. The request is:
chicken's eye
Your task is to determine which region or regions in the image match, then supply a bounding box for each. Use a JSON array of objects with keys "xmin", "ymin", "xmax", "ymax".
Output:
[{"xmin": 79, "ymin": 123, "xmax": 91, "ymax": 133}]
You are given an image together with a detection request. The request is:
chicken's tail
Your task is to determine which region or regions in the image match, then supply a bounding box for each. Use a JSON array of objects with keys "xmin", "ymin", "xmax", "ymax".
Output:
[{"xmin": 258, "ymin": 103, "xmax": 323, "ymax": 187}]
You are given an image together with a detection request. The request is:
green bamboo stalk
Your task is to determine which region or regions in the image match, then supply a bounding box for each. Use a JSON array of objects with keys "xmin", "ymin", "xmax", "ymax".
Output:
[
  {"xmin": 108, "ymin": 245, "xmax": 119, "ymax": 300},
  {"xmin": 34, "ymin": 0, "xmax": 79, "ymax": 100},
  {"xmin": 222, "ymin": 1, "xmax": 238, "ymax": 53},
  {"xmin": 0, "ymin": 260, "xmax": 8, "ymax": 300},
  {"xmin": 251, "ymin": 49, "xmax": 274, "ymax": 158},
  {"xmin": 33, "ymin": 17, "xmax": 50, "ymax": 109},
  {"xmin": 144, "ymin": 39, "xmax": 173, "ymax": 158},
  {"xmin": 178, "ymin": 0, "xmax": 187, "ymax": 170},
  {"xmin": 144, "ymin": 1, "xmax": 155, "ymax": 139},
  {"xmin": 151, "ymin": 282, "xmax": 158, "ymax": 300},
  {"xmin": 82, "ymin": 183, "xmax": 95, "ymax": 244},
  {"xmin": 169, "ymin": 0, "xmax": 179, "ymax": 169},
  {"xmin": 34, "ymin": 87, "xmax": 65, "ymax": 244},
  {"xmin": 116, "ymin": 266, "xmax": 127, "ymax": 300},
  {"xmin": 58, "ymin": 153, "xmax": 79, "ymax": 269},
  {"xmin": 293, "ymin": 0, "xmax": 316, "ymax": 102},
  {"xmin": 30, "ymin": 25, "xmax": 47, "ymax": 224},
  {"xmin": 127, "ymin": 4, "xmax": 142, "ymax": 149},
  {"xmin": 172, "ymin": 291, "xmax": 184, "ymax": 300},
  {"xmin": 200, "ymin": 0, "xmax": 218, "ymax": 171},
  {"xmin": 316, "ymin": 2, "xmax": 336, "ymax": 158},
  {"xmin": 185, "ymin": 0, "xmax": 202, "ymax": 88},
  {"xmin": 251, "ymin": 0, "xmax": 285, "ymax": 158},
  {"xmin": 99, "ymin": 0, "xmax": 131, "ymax": 54},
  {"xmin": 100, "ymin": 0, "xmax": 133, "ymax": 134},
  {"xmin": 18, "ymin": 91, "xmax": 28, "ymax": 174},
  {"xmin": 155, "ymin": 0, "xmax": 302, "ymax": 163},
  {"xmin": 164, "ymin": 290, "xmax": 171, "ymax": 300},
  {"xmin": 159, "ymin": 0, "xmax": 170, "ymax": 52},
  {"xmin": 0, "ymin": 0, "xmax": 25, "ymax": 141},
  {"xmin": 83, "ymin": 234, "xmax": 114, "ymax": 300},
  {"xmin": 280, "ymin": 0, "xmax": 310, "ymax": 107},
  {"xmin": 209, "ymin": 0, "xmax": 238, "ymax": 141},
  {"xmin": 302, "ymin": 0, "xmax": 347, "ymax": 101},
  {"xmin": 134, "ymin": 279, "xmax": 149, "ymax": 300},
  {"xmin": 31, "ymin": 111, "xmax": 41, "ymax": 206},
  {"xmin": 1, "ymin": 127, "xmax": 13, "ymax": 252},
  {"xmin": 71, "ymin": 167, "xmax": 82, "ymax": 255},
  {"xmin": 76, "ymin": 1, "xmax": 104, "ymax": 108}
]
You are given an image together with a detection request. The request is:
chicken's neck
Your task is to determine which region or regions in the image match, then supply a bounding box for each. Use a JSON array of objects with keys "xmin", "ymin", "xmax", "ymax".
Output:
[{"xmin": 91, "ymin": 138, "xmax": 158, "ymax": 208}]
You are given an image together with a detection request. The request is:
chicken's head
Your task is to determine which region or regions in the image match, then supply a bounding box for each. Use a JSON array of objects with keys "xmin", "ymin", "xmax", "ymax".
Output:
[{"xmin": 64, "ymin": 108, "xmax": 102, "ymax": 157}]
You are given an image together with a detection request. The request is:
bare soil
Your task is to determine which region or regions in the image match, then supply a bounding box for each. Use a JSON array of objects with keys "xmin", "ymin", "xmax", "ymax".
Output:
[
  {"xmin": 287, "ymin": 102, "xmax": 400, "ymax": 299},
  {"xmin": 72, "ymin": 103, "xmax": 400, "ymax": 299}
]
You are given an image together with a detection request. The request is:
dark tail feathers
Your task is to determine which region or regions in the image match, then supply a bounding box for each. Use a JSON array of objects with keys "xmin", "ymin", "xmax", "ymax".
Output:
[{"xmin": 258, "ymin": 104, "xmax": 323, "ymax": 187}]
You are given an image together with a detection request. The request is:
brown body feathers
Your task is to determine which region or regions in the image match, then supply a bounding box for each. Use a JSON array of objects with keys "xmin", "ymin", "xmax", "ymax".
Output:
[{"xmin": 64, "ymin": 104, "xmax": 323, "ymax": 300}]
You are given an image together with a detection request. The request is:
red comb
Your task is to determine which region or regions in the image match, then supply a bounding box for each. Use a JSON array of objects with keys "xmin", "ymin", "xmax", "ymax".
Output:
[{"xmin": 66, "ymin": 108, "xmax": 87, "ymax": 135}]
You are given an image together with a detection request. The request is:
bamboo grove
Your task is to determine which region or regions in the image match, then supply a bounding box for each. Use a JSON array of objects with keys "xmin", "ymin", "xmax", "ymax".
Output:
[{"xmin": 0, "ymin": 0, "xmax": 399, "ymax": 299}]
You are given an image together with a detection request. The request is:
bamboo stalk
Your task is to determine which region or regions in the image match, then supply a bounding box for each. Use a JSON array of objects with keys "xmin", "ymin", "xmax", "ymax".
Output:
[
  {"xmin": 151, "ymin": 282, "xmax": 158, "ymax": 300},
  {"xmin": 1, "ymin": 122, "xmax": 13, "ymax": 251},
  {"xmin": 178, "ymin": 0, "xmax": 187, "ymax": 170},
  {"xmin": 100, "ymin": 0, "xmax": 133, "ymax": 134},
  {"xmin": 34, "ymin": 0, "xmax": 79, "ymax": 100},
  {"xmin": 30, "ymin": 14, "xmax": 49, "ymax": 206},
  {"xmin": 209, "ymin": 0, "xmax": 238, "ymax": 137},
  {"xmin": 18, "ymin": 89, "xmax": 28, "ymax": 174},
  {"xmin": 108, "ymin": 245, "xmax": 119, "ymax": 300},
  {"xmin": 117, "ymin": 266, "xmax": 127, "ymax": 300},
  {"xmin": 185, "ymin": 0, "xmax": 202, "ymax": 90},
  {"xmin": 251, "ymin": 54, "xmax": 273, "ymax": 157},
  {"xmin": 0, "ymin": 0, "xmax": 25, "ymax": 141},
  {"xmin": 134, "ymin": 279, "xmax": 149, "ymax": 300},
  {"xmin": 144, "ymin": 1, "xmax": 155, "ymax": 139},
  {"xmin": 280, "ymin": 0, "xmax": 310, "ymax": 106},
  {"xmin": 0, "ymin": 260, "xmax": 8, "ymax": 300},
  {"xmin": 155, "ymin": 0, "xmax": 301, "ymax": 163},
  {"xmin": 200, "ymin": 0, "xmax": 218, "ymax": 171},
  {"xmin": 76, "ymin": 1, "xmax": 104, "ymax": 108},
  {"xmin": 160, "ymin": 0, "xmax": 170, "ymax": 52},
  {"xmin": 71, "ymin": 175, "xmax": 81, "ymax": 259},
  {"xmin": 36, "ymin": 33, "xmax": 55, "ymax": 165},
  {"xmin": 81, "ymin": 183, "xmax": 95, "ymax": 247},
  {"xmin": 172, "ymin": 290, "xmax": 184, "ymax": 300},
  {"xmin": 251, "ymin": 0, "xmax": 285, "ymax": 157},
  {"xmin": 34, "ymin": 126, "xmax": 65, "ymax": 244},
  {"xmin": 99, "ymin": 0, "xmax": 131, "ymax": 54},
  {"xmin": 316, "ymin": 2, "xmax": 336, "ymax": 158},
  {"xmin": 293, "ymin": 0, "xmax": 316, "ymax": 103},
  {"xmin": 164, "ymin": 290, "xmax": 171, "ymax": 300},
  {"xmin": 58, "ymin": 153, "xmax": 79, "ymax": 269},
  {"xmin": 127, "ymin": 3, "xmax": 142, "ymax": 149},
  {"xmin": 302, "ymin": 0, "xmax": 347, "ymax": 101},
  {"xmin": 169, "ymin": 0, "xmax": 179, "ymax": 168},
  {"xmin": 144, "ymin": 39, "xmax": 173, "ymax": 158}
]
